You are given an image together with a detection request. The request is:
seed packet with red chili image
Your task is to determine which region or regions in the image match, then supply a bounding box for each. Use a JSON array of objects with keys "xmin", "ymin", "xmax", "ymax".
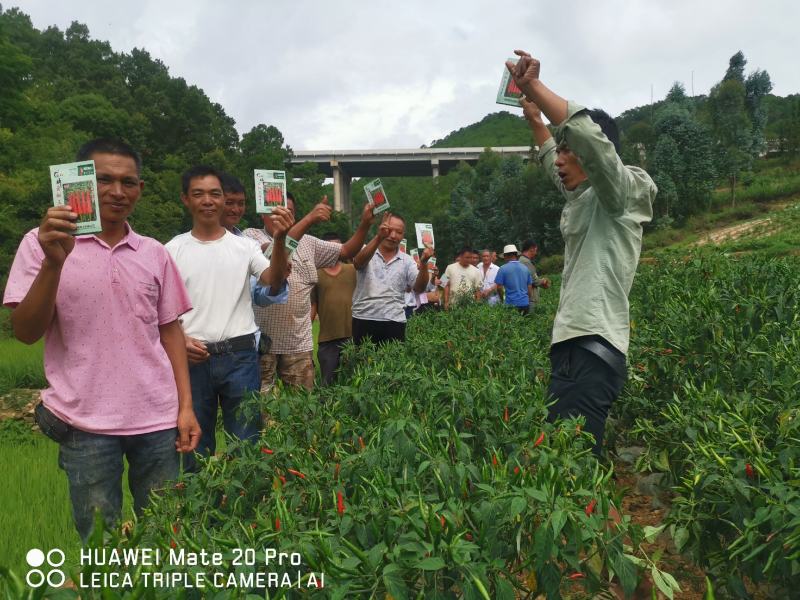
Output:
[
  {"xmin": 415, "ymin": 223, "xmax": 435, "ymax": 249},
  {"xmin": 364, "ymin": 179, "xmax": 390, "ymax": 215},
  {"xmin": 497, "ymin": 58, "xmax": 523, "ymax": 107},
  {"xmin": 254, "ymin": 170, "xmax": 288, "ymax": 214},
  {"xmin": 49, "ymin": 160, "xmax": 101, "ymax": 235}
]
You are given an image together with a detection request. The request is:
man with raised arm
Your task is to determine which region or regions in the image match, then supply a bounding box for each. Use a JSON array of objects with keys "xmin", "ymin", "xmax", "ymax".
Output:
[
  {"xmin": 244, "ymin": 193, "xmax": 374, "ymax": 391},
  {"xmin": 3, "ymin": 138, "xmax": 200, "ymax": 541},
  {"xmin": 351, "ymin": 213, "xmax": 433, "ymax": 344},
  {"xmin": 166, "ymin": 166, "xmax": 292, "ymax": 468},
  {"xmin": 507, "ymin": 50, "xmax": 655, "ymax": 456}
]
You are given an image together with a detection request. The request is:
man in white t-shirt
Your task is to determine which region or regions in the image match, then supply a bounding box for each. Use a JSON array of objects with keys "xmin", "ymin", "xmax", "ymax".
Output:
[
  {"xmin": 443, "ymin": 247, "xmax": 483, "ymax": 309},
  {"xmin": 166, "ymin": 166, "xmax": 292, "ymax": 468}
]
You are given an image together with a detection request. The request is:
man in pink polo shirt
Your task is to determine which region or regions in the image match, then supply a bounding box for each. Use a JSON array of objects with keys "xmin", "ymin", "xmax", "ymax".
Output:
[{"xmin": 2, "ymin": 138, "xmax": 200, "ymax": 542}]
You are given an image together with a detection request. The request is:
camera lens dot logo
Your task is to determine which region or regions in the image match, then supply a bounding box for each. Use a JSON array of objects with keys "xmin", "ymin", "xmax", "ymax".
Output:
[
  {"xmin": 26, "ymin": 549, "xmax": 45, "ymax": 568},
  {"xmin": 25, "ymin": 548, "xmax": 66, "ymax": 588}
]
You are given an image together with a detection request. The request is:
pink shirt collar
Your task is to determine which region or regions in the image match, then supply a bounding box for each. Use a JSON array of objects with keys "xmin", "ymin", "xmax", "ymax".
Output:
[{"xmin": 77, "ymin": 222, "xmax": 142, "ymax": 251}]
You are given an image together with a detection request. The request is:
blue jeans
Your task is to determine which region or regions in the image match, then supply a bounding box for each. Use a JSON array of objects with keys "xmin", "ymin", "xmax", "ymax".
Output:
[
  {"xmin": 58, "ymin": 427, "xmax": 178, "ymax": 542},
  {"xmin": 186, "ymin": 349, "xmax": 261, "ymax": 470}
]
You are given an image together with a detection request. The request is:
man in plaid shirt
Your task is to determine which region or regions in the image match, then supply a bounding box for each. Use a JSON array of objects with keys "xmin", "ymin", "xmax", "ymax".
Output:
[{"xmin": 244, "ymin": 193, "xmax": 375, "ymax": 390}]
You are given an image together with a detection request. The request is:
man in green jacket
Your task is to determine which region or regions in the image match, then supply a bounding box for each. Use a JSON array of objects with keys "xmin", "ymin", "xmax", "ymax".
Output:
[{"xmin": 507, "ymin": 50, "xmax": 656, "ymax": 456}]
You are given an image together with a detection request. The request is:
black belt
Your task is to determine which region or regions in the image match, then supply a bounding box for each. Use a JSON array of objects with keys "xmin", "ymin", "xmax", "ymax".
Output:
[
  {"xmin": 553, "ymin": 335, "xmax": 627, "ymax": 377},
  {"xmin": 204, "ymin": 333, "xmax": 257, "ymax": 355}
]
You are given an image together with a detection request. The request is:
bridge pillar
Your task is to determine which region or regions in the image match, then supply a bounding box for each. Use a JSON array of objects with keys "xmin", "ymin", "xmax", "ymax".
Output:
[
  {"xmin": 331, "ymin": 160, "xmax": 351, "ymax": 215},
  {"xmin": 431, "ymin": 158, "xmax": 440, "ymax": 179}
]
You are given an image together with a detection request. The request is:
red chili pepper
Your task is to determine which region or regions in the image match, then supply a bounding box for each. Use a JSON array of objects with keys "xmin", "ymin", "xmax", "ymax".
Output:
[
  {"xmin": 440, "ymin": 515, "xmax": 445, "ymax": 528},
  {"xmin": 358, "ymin": 436, "xmax": 366, "ymax": 450},
  {"xmin": 534, "ymin": 432, "xmax": 545, "ymax": 447},
  {"xmin": 170, "ymin": 539, "xmax": 176, "ymax": 549},
  {"xmin": 239, "ymin": 490, "xmax": 246, "ymax": 496},
  {"xmin": 172, "ymin": 524, "xmax": 179, "ymax": 534},
  {"xmin": 261, "ymin": 447, "xmax": 274, "ymax": 455},
  {"xmin": 492, "ymin": 454, "xmax": 498, "ymax": 467},
  {"xmin": 275, "ymin": 518, "xmax": 281, "ymax": 531},
  {"xmin": 279, "ymin": 475, "xmax": 287, "ymax": 485},
  {"xmin": 251, "ymin": 523, "xmax": 257, "ymax": 529},
  {"xmin": 745, "ymin": 463, "xmax": 755, "ymax": 479},
  {"xmin": 465, "ymin": 532, "xmax": 473, "ymax": 541},
  {"xmin": 585, "ymin": 499, "xmax": 597, "ymax": 516},
  {"xmin": 568, "ymin": 572, "xmax": 585, "ymax": 580},
  {"xmin": 174, "ymin": 482, "xmax": 186, "ymax": 490},
  {"xmin": 503, "ymin": 406, "xmax": 509, "ymax": 422},
  {"xmin": 513, "ymin": 466, "xmax": 520, "ymax": 475},
  {"xmin": 337, "ymin": 491, "xmax": 345, "ymax": 516},
  {"xmin": 287, "ymin": 469, "xmax": 306, "ymax": 479}
]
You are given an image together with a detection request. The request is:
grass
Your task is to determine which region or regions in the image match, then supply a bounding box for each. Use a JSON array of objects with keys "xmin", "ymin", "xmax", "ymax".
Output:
[
  {"xmin": 0, "ymin": 338, "xmax": 45, "ymax": 394},
  {"xmin": 0, "ymin": 421, "xmax": 81, "ymax": 574}
]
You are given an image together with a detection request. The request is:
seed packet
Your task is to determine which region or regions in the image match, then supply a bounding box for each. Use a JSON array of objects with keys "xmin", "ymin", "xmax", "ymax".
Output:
[
  {"xmin": 400, "ymin": 239, "xmax": 407, "ymax": 253},
  {"xmin": 428, "ymin": 257, "xmax": 437, "ymax": 268},
  {"xmin": 496, "ymin": 58, "xmax": 523, "ymax": 107},
  {"xmin": 255, "ymin": 170, "xmax": 288, "ymax": 214},
  {"xmin": 264, "ymin": 236, "xmax": 299, "ymax": 260},
  {"xmin": 410, "ymin": 248, "xmax": 419, "ymax": 259},
  {"xmin": 49, "ymin": 160, "xmax": 101, "ymax": 235},
  {"xmin": 415, "ymin": 223, "xmax": 435, "ymax": 249},
  {"xmin": 364, "ymin": 179, "xmax": 390, "ymax": 214}
]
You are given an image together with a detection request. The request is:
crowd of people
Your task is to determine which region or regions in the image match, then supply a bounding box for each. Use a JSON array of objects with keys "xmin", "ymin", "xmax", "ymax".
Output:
[{"xmin": 2, "ymin": 50, "xmax": 654, "ymax": 550}]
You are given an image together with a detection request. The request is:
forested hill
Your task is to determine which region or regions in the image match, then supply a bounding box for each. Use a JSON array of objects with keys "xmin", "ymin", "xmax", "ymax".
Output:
[{"xmin": 430, "ymin": 112, "xmax": 531, "ymax": 147}]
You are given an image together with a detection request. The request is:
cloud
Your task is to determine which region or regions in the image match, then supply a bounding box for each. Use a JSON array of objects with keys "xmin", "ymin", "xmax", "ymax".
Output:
[{"xmin": 11, "ymin": 0, "xmax": 800, "ymax": 150}]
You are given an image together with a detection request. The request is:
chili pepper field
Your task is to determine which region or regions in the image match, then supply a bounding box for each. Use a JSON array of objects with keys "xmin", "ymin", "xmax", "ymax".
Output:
[{"xmin": 1, "ymin": 249, "xmax": 799, "ymax": 599}]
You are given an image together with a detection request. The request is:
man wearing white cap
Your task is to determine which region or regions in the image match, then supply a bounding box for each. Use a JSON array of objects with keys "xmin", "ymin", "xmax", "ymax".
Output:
[{"xmin": 494, "ymin": 244, "xmax": 534, "ymax": 315}]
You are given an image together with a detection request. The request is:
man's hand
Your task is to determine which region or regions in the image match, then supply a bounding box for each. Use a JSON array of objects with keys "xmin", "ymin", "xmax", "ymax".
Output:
[
  {"xmin": 505, "ymin": 50, "xmax": 540, "ymax": 95},
  {"xmin": 377, "ymin": 212, "xmax": 392, "ymax": 240},
  {"xmin": 175, "ymin": 408, "xmax": 201, "ymax": 453},
  {"xmin": 185, "ymin": 336, "xmax": 209, "ymax": 364},
  {"xmin": 360, "ymin": 201, "xmax": 376, "ymax": 227},
  {"xmin": 522, "ymin": 98, "xmax": 544, "ymax": 125},
  {"xmin": 540, "ymin": 278, "xmax": 551, "ymax": 289},
  {"xmin": 269, "ymin": 206, "xmax": 295, "ymax": 241},
  {"xmin": 308, "ymin": 195, "xmax": 332, "ymax": 225},
  {"xmin": 38, "ymin": 206, "xmax": 77, "ymax": 266},
  {"xmin": 420, "ymin": 246, "xmax": 435, "ymax": 263}
]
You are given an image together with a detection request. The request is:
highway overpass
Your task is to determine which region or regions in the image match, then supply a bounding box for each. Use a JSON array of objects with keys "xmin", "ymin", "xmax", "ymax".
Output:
[{"xmin": 290, "ymin": 146, "xmax": 534, "ymax": 213}]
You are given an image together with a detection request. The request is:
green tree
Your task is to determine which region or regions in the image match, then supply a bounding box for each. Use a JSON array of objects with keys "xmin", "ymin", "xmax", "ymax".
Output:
[
  {"xmin": 723, "ymin": 50, "xmax": 746, "ymax": 83},
  {"xmin": 744, "ymin": 69, "xmax": 773, "ymax": 156},
  {"xmin": 652, "ymin": 103, "xmax": 715, "ymax": 219},
  {"xmin": 707, "ymin": 78, "xmax": 752, "ymax": 206}
]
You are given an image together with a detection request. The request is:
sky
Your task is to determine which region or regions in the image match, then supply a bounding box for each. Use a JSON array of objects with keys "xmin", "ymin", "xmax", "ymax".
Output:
[{"xmin": 9, "ymin": 0, "xmax": 800, "ymax": 151}]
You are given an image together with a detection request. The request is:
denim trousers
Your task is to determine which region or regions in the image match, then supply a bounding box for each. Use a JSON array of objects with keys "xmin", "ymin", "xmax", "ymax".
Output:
[
  {"xmin": 185, "ymin": 349, "xmax": 261, "ymax": 470},
  {"xmin": 58, "ymin": 427, "xmax": 178, "ymax": 542}
]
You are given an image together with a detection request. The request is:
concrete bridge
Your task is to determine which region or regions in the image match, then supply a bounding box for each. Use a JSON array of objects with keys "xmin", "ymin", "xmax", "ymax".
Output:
[{"xmin": 290, "ymin": 146, "xmax": 534, "ymax": 213}]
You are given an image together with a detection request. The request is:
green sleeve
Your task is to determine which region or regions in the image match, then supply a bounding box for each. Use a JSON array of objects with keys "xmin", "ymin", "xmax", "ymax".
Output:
[{"xmin": 553, "ymin": 101, "xmax": 630, "ymax": 216}]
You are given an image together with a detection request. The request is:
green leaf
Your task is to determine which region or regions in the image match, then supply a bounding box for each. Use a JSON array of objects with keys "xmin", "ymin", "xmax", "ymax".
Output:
[
  {"xmin": 672, "ymin": 526, "xmax": 689, "ymax": 551},
  {"xmin": 383, "ymin": 564, "xmax": 409, "ymax": 600},
  {"xmin": 651, "ymin": 566, "xmax": 675, "ymax": 600},
  {"xmin": 509, "ymin": 496, "xmax": 527, "ymax": 518},
  {"xmin": 415, "ymin": 556, "xmax": 446, "ymax": 571},
  {"xmin": 609, "ymin": 549, "xmax": 638, "ymax": 598},
  {"xmin": 550, "ymin": 509, "xmax": 567, "ymax": 536},
  {"xmin": 494, "ymin": 575, "xmax": 516, "ymax": 600},
  {"xmin": 643, "ymin": 524, "xmax": 666, "ymax": 543}
]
